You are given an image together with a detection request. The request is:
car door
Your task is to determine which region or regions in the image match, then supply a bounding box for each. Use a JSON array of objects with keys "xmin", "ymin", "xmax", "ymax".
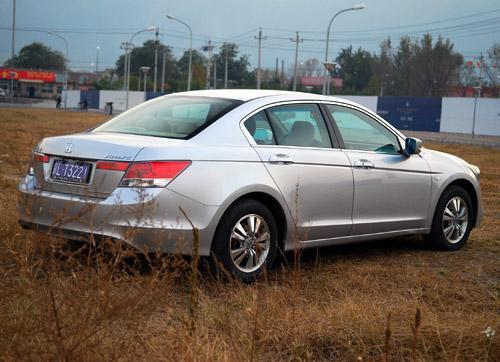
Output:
[
  {"xmin": 242, "ymin": 102, "xmax": 353, "ymax": 242},
  {"xmin": 324, "ymin": 103, "xmax": 432, "ymax": 235}
]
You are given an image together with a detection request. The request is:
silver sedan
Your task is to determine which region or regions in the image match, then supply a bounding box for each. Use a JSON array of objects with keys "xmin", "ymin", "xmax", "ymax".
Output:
[{"xmin": 18, "ymin": 90, "xmax": 482, "ymax": 282}]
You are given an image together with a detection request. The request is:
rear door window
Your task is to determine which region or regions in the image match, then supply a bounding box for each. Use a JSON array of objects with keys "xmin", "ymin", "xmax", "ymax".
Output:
[
  {"xmin": 244, "ymin": 111, "xmax": 276, "ymax": 145},
  {"xmin": 265, "ymin": 104, "xmax": 332, "ymax": 148}
]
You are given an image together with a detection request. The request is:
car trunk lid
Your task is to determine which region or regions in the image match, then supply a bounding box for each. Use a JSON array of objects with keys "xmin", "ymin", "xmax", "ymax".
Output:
[{"xmin": 33, "ymin": 132, "xmax": 182, "ymax": 198}]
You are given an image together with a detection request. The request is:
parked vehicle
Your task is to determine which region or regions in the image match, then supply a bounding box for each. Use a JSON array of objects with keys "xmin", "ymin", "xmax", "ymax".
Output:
[
  {"xmin": 18, "ymin": 90, "xmax": 482, "ymax": 282},
  {"xmin": 0, "ymin": 88, "xmax": 7, "ymax": 97}
]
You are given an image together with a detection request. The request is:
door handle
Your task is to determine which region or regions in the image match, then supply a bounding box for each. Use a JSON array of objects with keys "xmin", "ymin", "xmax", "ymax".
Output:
[
  {"xmin": 268, "ymin": 154, "xmax": 295, "ymax": 164},
  {"xmin": 353, "ymin": 159, "xmax": 374, "ymax": 169}
]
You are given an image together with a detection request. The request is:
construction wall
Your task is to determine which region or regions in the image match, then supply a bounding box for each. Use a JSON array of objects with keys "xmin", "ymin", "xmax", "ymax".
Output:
[
  {"xmin": 99, "ymin": 91, "xmax": 145, "ymax": 111},
  {"xmin": 63, "ymin": 90, "xmax": 81, "ymax": 108},
  {"xmin": 441, "ymin": 98, "xmax": 500, "ymax": 136},
  {"xmin": 62, "ymin": 90, "xmax": 500, "ymax": 136}
]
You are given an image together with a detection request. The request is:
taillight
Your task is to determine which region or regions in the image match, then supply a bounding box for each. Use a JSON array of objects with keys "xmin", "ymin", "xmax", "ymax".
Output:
[
  {"xmin": 34, "ymin": 152, "xmax": 49, "ymax": 163},
  {"xmin": 119, "ymin": 161, "xmax": 191, "ymax": 188},
  {"xmin": 96, "ymin": 161, "xmax": 130, "ymax": 171}
]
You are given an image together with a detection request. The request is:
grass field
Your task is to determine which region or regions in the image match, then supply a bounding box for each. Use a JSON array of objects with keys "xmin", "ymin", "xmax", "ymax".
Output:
[{"xmin": 0, "ymin": 109, "xmax": 498, "ymax": 361}]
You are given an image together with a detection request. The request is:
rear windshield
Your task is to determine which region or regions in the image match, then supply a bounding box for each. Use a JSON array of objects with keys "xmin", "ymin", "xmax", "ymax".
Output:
[{"xmin": 93, "ymin": 96, "xmax": 242, "ymax": 139}]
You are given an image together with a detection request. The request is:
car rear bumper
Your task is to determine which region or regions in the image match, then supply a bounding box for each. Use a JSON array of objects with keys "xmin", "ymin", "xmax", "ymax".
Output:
[{"xmin": 18, "ymin": 175, "xmax": 223, "ymax": 256}]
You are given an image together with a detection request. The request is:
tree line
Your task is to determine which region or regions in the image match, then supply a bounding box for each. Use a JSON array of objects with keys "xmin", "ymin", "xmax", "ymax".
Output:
[{"xmin": 3, "ymin": 35, "xmax": 499, "ymax": 97}]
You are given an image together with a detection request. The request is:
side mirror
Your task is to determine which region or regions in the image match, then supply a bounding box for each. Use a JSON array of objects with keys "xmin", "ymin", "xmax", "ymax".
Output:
[{"xmin": 404, "ymin": 137, "xmax": 423, "ymax": 156}]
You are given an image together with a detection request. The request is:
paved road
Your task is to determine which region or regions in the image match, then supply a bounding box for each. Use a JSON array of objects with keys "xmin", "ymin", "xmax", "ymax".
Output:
[
  {"xmin": 0, "ymin": 98, "xmax": 56, "ymax": 109},
  {"xmin": 405, "ymin": 130, "xmax": 500, "ymax": 148}
]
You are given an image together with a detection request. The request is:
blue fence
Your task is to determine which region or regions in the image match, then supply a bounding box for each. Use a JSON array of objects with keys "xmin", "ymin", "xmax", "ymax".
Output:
[
  {"xmin": 80, "ymin": 90, "xmax": 100, "ymax": 109},
  {"xmin": 145, "ymin": 91, "xmax": 167, "ymax": 101},
  {"xmin": 376, "ymin": 96, "xmax": 442, "ymax": 132}
]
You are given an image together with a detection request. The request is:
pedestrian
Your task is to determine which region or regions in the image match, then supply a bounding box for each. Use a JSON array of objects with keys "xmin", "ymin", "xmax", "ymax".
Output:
[
  {"xmin": 56, "ymin": 95, "xmax": 62, "ymax": 109},
  {"xmin": 82, "ymin": 99, "xmax": 88, "ymax": 111}
]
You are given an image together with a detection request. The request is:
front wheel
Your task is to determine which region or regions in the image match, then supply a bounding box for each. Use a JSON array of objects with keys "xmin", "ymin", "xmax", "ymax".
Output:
[
  {"xmin": 211, "ymin": 199, "xmax": 278, "ymax": 283},
  {"xmin": 424, "ymin": 185, "xmax": 474, "ymax": 251}
]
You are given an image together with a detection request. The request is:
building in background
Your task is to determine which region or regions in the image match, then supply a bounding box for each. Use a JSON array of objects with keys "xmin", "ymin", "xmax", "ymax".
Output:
[{"xmin": 0, "ymin": 68, "xmax": 100, "ymax": 98}]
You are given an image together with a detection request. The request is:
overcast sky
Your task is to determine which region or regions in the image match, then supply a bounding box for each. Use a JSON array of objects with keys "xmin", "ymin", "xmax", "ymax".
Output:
[{"xmin": 1, "ymin": 0, "xmax": 498, "ymax": 72}]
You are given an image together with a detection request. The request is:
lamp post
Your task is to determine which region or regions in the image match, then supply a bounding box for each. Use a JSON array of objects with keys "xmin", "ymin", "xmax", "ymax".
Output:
[
  {"xmin": 471, "ymin": 85, "xmax": 481, "ymax": 140},
  {"xmin": 48, "ymin": 31, "xmax": 68, "ymax": 108},
  {"xmin": 166, "ymin": 15, "xmax": 192, "ymax": 91},
  {"xmin": 323, "ymin": 61, "xmax": 337, "ymax": 95},
  {"xmin": 322, "ymin": 4, "xmax": 366, "ymax": 95},
  {"xmin": 140, "ymin": 66, "xmax": 151, "ymax": 93},
  {"xmin": 125, "ymin": 27, "xmax": 157, "ymax": 109},
  {"xmin": 95, "ymin": 46, "xmax": 100, "ymax": 73}
]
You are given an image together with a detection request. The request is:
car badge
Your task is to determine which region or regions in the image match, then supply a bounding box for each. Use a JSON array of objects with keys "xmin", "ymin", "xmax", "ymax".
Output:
[{"xmin": 64, "ymin": 143, "xmax": 73, "ymax": 153}]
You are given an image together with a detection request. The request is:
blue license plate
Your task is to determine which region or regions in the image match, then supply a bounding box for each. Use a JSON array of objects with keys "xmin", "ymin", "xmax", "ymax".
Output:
[{"xmin": 50, "ymin": 159, "xmax": 92, "ymax": 184}]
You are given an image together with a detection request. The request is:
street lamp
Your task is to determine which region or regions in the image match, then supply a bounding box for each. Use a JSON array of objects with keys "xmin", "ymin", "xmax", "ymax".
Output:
[
  {"xmin": 125, "ymin": 26, "xmax": 157, "ymax": 109},
  {"xmin": 95, "ymin": 46, "xmax": 100, "ymax": 73},
  {"xmin": 471, "ymin": 85, "xmax": 481, "ymax": 140},
  {"xmin": 323, "ymin": 61, "xmax": 337, "ymax": 95},
  {"xmin": 140, "ymin": 66, "xmax": 151, "ymax": 93},
  {"xmin": 322, "ymin": 4, "xmax": 366, "ymax": 95},
  {"xmin": 48, "ymin": 31, "xmax": 68, "ymax": 108},
  {"xmin": 166, "ymin": 15, "xmax": 193, "ymax": 91}
]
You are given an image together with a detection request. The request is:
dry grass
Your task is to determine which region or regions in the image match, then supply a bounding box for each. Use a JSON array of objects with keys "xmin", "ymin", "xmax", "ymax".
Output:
[{"xmin": 0, "ymin": 108, "xmax": 498, "ymax": 361}]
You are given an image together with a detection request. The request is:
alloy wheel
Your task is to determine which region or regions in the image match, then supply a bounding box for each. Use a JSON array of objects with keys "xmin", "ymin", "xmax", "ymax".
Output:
[
  {"xmin": 229, "ymin": 214, "xmax": 271, "ymax": 273},
  {"xmin": 442, "ymin": 196, "xmax": 469, "ymax": 244}
]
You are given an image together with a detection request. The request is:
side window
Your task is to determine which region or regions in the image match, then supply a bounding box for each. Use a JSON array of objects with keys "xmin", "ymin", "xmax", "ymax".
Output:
[
  {"xmin": 266, "ymin": 104, "xmax": 332, "ymax": 148},
  {"xmin": 244, "ymin": 111, "xmax": 276, "ymax": 145},
  {"xmin": 327, "ymin": 105, "xmax": 401, "ymax": 153}
]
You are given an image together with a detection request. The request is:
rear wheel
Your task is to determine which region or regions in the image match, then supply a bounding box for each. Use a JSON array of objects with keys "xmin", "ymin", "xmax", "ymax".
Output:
[
  {"xmin": 424, "ymin": 185, "xmax": 473, "ymax": 251},
  {"xmin": 211, "ymin": 199, "xmax": 278, "ymax": 283}
]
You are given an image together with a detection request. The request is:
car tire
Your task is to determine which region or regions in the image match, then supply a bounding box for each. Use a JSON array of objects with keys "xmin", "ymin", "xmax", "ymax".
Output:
[
  {"xmin": 424, "ymin": 185, "xmax": 474, "ymax": 251},
  {"xmin": 211, "ymin": 199, "xmax": 278, "ymax": 283}
]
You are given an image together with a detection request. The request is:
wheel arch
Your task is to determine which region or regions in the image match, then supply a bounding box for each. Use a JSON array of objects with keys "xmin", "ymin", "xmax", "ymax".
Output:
[
  {"xmin": 211, "ymin": 191, "xmax": 288, "ymax": 253},
  {"xmin": 441, "ymin": 178, "xmax": 479, "ymax": 227}
]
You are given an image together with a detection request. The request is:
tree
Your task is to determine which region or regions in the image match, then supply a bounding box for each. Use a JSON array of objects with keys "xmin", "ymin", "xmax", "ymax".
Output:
[
  {"xmin": 392, "ymin": 36, "xmax": 414, "ymax": 96},
  {"xmin": 335, "ymin": 46, "xmax": 373, "ymax": 93},
  {"xmin": 115, "ymin": 40, "xmax": 178, "ymax": 91},
  {"xmin": 177, "ymin": 49, "xmax": 206, "ymax": 90},
  {"xmin": 214, "ymin": 42, "xmax": 252, "ymax": 88},
  {"xmin": 4, "ymin": 42, "xmax": 65, "ymax": 70},
  {"xmin": 484, "ymin": 44, "xmax": 499, "ymax": 97},
  {"xmin": 371, "ymin": 38, "xmax": 394, "ymax": 96},
  {"xmin": 372, "ymin": 34, "xmax": 463, "ymax": 97},
  {"xmin": 92, "ymin": 69, "xmax": 121, "ymax": 90}
]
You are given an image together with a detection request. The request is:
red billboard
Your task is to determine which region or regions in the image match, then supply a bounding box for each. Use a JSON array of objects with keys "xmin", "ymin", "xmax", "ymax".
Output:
[
  {"xmin": 299, "ymin": 76, "xmax": 343, "ymax": 88},
  {"xmin": 0, "ymin": 68, "xmax": 56, "ymax": 83}
]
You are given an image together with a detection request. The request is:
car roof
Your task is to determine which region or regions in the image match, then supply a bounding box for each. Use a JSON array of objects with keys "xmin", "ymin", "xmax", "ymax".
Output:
[{"xmin": 169, "ymin": 89, "xmax": 351, "ymax": 103}]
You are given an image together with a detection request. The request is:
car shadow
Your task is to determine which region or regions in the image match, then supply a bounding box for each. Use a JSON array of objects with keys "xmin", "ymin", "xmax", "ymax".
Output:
[{"xmin": 277, "ymin": 235, "xmax": 428, "ymax": 269}]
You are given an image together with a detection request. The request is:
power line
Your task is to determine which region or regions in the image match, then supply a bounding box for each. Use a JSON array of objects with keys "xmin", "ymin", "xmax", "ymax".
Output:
[{"xmin": 262, "ymin": 8, "xmax": 500, "ymax": 35}]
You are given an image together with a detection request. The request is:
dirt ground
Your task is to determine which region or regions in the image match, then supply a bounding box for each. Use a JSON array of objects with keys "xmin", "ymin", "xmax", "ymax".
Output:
[{"xmin": 0, "ymin": 108, "xmax": 498, "ymax": 361}]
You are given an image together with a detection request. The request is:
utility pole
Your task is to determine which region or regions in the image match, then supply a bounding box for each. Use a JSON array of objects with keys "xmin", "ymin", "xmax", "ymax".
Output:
[
  {"xmin": 275, "ymin": 58, "xmax": 279, "ymax": 81},
  {"xmin": 120, "ymin": 42, "xmax": 129, "ymax": 90},
  {"xmin": 255, "ymin": 28, "xmax": 267, "ymax": 89},
  {"xmin": 153, "ymin": 28, "xmax": 159, "ymax": 92},
  {"xmin": 11, "ymin": 0, "xmax": 16, "ymax": 98},
  {"xmin": 11, "ymin": 0, "xmax": 15, "ymax": 59},
  {"xmin": 202, "ymin": 40, "xmax": 215, "ymax": 89},
  {"xmin": 291, "ymin": 32, "xmax": 303, "ymax": 91},
  {"xmin": 213, "ymin": 55, "xmax": 217, "ymax": 89},
  {"xmin": 224, "ymin": 51, "xmax": 229, "ymax": 88},
  {"xmin": 161, "ymin": 50, "xmax": 167, "ymax": 92},
  {"xmin": 281, "ymin": 59, "xmax": 284, "ymax": 86}
]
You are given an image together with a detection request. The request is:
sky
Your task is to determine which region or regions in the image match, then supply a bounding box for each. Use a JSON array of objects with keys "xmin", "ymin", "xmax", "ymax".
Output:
[{"xmin": 0, "ymin": 0, "xmax": 498, "ymax": 72}]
